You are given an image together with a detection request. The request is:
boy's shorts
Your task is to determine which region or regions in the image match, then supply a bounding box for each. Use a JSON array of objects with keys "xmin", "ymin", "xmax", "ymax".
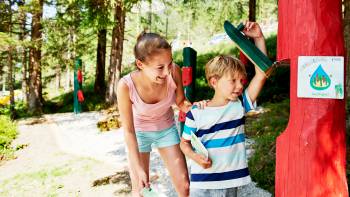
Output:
[
  {"xmin": 136, "ymin": 124, "xmax": 180, "ymax": 152},
  {"xmin": 190, "ymin": 187, "xmax": 237, "ymax": 197}
]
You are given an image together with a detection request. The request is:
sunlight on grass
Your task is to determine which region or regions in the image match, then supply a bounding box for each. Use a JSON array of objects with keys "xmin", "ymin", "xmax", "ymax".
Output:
[{"xmin": 0, "ymin": 166, "xmax": 72, "ymax": 196}]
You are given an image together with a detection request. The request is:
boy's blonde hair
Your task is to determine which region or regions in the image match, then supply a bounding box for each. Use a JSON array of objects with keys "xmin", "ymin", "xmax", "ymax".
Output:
[{"xmin": 205, "ymin": 55, "xmax": 247, "ymax": 87}]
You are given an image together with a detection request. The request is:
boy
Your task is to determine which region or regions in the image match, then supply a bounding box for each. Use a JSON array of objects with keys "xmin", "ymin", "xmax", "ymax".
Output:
[{"xmin": 180, "ymin": 21, "xmax": 267, "ymax": 197}]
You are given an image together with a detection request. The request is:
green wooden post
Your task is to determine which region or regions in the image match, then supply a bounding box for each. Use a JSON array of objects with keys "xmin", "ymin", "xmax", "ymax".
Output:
[
  {"xmin": 73, "ymin": 58, "xmax": 82, "ymax": 114},
  {"xmin": 178, "ymin": 47, "xmax": 197, "ymax": 134}
]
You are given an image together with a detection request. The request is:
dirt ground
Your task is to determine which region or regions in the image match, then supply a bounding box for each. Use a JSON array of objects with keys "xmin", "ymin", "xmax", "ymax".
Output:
[{"xmin": 0, "ymin": 112, "xmax": 271, "ymax": 197}]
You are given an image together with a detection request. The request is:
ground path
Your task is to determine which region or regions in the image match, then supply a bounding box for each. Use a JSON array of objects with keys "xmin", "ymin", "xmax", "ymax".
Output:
[{"xmin": 0, "ymin": 112, "xmax": 271, "ymax": 197}]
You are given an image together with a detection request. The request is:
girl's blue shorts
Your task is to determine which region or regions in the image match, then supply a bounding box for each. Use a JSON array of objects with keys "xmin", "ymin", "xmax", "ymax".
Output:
[{"xmin": 136, "ymin": 124, "xmax": 180, "ymax": 153}]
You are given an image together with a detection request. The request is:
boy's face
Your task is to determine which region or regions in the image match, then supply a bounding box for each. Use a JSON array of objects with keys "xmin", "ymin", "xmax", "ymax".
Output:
[
  {"xmin": 214, "ymin": 72, "xmax": 246, "ymax": 101},
  {"xmin": 136, "ymin": 49, "xmax": 173, "ymax": 84}
]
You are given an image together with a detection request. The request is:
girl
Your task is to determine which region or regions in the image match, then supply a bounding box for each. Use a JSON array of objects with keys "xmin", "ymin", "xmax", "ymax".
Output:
[{"xmin": 117, "ymin": 32, "xmax": 195, "ymax": 197}]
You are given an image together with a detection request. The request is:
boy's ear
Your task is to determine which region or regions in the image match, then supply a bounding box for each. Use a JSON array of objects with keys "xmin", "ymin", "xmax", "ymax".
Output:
[
  {"xmin": 209, "ymin": 77, "xmax": 218, "ymax": 88},
  {"xmin": 135, "ymin": 59, "xmax": 143, "ymax": 70}
]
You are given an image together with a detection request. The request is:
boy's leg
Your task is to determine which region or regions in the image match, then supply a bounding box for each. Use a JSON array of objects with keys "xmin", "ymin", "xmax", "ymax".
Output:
[
  {"xmin": 128, "ymin": 152, "xmax": 150, "ymax": 197},
  {"xmin": 190, "ymin": 188, "xmax": 237, "ymax": 197},
  {"xmin": 158, "ymin": 144, "xmax": 190, "ymax": 197},
  {"xmin": 190, "ymin": 188, "xmax": 210, "ymax": 197},
  {"xmin": 226, "ymin": 187, "xmax": 238, "ymax": 197}
]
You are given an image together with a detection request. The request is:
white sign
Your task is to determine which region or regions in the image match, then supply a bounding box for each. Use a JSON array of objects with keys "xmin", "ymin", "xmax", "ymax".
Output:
[
  {"xmin": 191, "ymin": 132, "xmax": 208, "ymax": 159},
  {"xmin": 297, "ymin": 56, "xmax": 344, "ymax": 99}
]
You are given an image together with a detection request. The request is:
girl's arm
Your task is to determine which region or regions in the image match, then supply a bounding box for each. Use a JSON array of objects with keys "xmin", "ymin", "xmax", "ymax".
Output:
[
  {"xmin": 116, "ymin": 81, "xmax": 149, "ymax": 188},
  {"xmin": 172, "ymin": 64, "xmax": 192, "ymax": 112},
  {"xmin": 243, "ymin": 22, "xmax": 267, "ymax": 103}
]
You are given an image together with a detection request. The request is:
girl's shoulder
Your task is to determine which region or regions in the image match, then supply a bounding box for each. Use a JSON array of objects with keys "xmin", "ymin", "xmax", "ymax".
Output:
[
  {"xmin": 121, "ymin": 71, "xmax": 137, "ymax": 85},
  {"xmin": 119, "ymin": 72, "xmax": 137, "ymax": 92}
]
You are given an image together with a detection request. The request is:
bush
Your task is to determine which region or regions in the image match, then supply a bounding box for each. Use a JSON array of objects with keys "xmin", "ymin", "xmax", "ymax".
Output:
[
  {"xmin": 0, "ymin": 115, "xmax": 17, "ymax": 150},
  {"xmin": 0, "ymin": 101, "xmax": 29, "ymax": 119}
]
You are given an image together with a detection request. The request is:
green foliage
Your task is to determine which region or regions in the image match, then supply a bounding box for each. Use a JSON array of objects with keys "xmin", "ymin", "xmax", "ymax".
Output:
[
  {"xmin": 259, "ymin": 34, "xmax": 290, "ymax": 103},
  {"xmin": 246, "ymin": 99, "xmax": 290, "ymax": 194},
  {"xmin": 0, "ymin": 115, "xmax": 18, "ymax": 160},
  {"xmin": 121, "ymin": 65, "xmax": 136, "ymax": 77},
  {"xmin": 265, "ymin": 34, "xmax": 277, "ymax": 60},
  {"xmin": 0, "ymin": 32, "xmax": 20, "ymax": 51},
  {"xmin": 0, "ymin": 101, "xmax": 30, "ymax": 119},
  {"xmin": 43, "ymin": 82, "xmax": 108, "ymax": 114},
  {"xmin": 0, "ymin": 115, "xmax": 17, "ymax": 149}
]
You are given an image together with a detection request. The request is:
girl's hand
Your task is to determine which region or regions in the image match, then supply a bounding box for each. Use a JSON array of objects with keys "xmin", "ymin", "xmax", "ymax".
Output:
[
  {"xmin": 193, "ymin": 100, "xmax": 209, "ymax": 109},
  {"xmin": 193, "ymin": 153, "xmax": 212, "ymax": 169},
  {"xmin": 242, "ymin": 21, "xmax": 264, "ymax": 40},
  {"xmin": 137, "ymin": 168, "xmax": 150, "ymax": 191}
]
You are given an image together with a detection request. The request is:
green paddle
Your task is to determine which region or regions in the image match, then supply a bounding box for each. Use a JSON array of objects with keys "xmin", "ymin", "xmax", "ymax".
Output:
[{"xmin": 224, "ymin": 21, "xmax": 278, "ymax": 77}]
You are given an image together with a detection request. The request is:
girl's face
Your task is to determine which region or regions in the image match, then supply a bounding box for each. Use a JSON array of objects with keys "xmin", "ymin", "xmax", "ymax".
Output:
[
  {"xmin": 214, "ymin": 72, "xmax": 246, "ymax": 101},
  {"xmin": 137, "ymin": 49, "xmax": 173, "ymax": 84}
]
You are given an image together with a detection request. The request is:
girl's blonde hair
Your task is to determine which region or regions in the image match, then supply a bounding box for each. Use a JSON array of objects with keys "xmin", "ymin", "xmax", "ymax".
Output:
[
  {"xmin": 134, "ymin": 32, "xmax": 171, "ymax": 63},
  {"xmin": 205, "ymin": 55, "xmax": 247, "ymax": 87}
]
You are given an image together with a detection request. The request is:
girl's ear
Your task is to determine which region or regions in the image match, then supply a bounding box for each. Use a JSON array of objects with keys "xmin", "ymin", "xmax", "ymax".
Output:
[{"xmin": 135, "ymin": 59, "xmax": 143, "ymax": 70}]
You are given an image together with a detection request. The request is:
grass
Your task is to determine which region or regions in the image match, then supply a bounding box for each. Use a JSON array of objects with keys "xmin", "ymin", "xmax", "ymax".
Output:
[
  {"xmin": 246, "ymin": 99, "xmax": 290, "ymax": 194},
  {"xmin": 0, "ymin": 157, "xmax": 100, "ymax": 196},
  {"xmin": 0, "ymin": 165, "xmax": 72, "ymax": 196}
]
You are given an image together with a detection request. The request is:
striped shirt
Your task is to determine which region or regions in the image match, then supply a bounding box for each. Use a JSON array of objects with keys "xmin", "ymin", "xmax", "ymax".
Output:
[{"xmin": 182, "ymin": 90, "xmax": 256, "ymax": 189}]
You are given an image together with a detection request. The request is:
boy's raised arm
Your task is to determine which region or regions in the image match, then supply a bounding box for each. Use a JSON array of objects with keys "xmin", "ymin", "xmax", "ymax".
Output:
[{"xmin": 243, "ymin": 22, "xmax": 267, "ymax": 103}]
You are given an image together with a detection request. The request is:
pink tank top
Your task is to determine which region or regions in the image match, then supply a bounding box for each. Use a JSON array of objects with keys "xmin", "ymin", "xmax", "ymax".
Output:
[{"xmin": 120, "ymin": 71, "xmax": 177, "ymax": 132}]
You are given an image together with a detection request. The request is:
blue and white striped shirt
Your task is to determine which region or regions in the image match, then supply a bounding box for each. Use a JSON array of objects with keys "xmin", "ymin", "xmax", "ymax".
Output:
[{"xmin": 182, "ymin": 90, "xmax": 256, "ymax": 189}]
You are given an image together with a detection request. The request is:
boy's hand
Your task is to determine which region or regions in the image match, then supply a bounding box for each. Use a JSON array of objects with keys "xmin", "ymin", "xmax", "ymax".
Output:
[
  {"xmin": 193, "ymin": 153, "xmax": 212, "ymax": 169},
  {"xmin": 242, "ymin": 21, "xmax": 264, "ymax": 40}
]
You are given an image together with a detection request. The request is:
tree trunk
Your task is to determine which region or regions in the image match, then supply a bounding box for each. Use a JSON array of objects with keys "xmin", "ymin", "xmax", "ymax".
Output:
[
  {"xmin": 20, "ymin": 8, "xmax": 28, "ymax": 104},
  {"xmin": 6, "ymin": 0, "xmax": 15, "ymax": 118},
  {"xmin": 0, "ymin": 62, "xmax": 3, "ymax": 93},
  {"xmin": 2, "ymin": 71, "xmax": 5, "ymax": 92},
  {"xmin": 21, "ymin": 49, "xmax": 28, "ymax": 103},
  {"xmin": 28, "ymin": 0, "xmax": 43, "ymax": 114},
  {"xmin": 8, "ymin": 47, "xmax": 15, "ymax": 119},
  {"xmin": 249, "ymin": 0, "xmax": 256, "ymax": 22},
  {"xmin": 148, "ymin": 0, "xmax": 152, "ymax": 31},
  {"xmin": 65, "ymin": 65, "xmax": 70, "ymax": 91},
  {"xmin": 344, "ymin": 0, "xmax": 350, "ymax": 99},
  {"xmin": 106, "ymin": 0, "xmax": 125, "ymax": 105},
  {"xmin": 55, "ymin": 64, "xmax": 61, "ymax": 91},
  {"xmin": 276, "ymin": 0, "xmax": 347, "ymax": 196},
  {"xmin": 94, "ymin": 29, "xmax": 107, "ymax": 95}
]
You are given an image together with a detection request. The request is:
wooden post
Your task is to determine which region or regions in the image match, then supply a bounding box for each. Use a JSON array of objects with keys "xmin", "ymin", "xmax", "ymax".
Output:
[
  {"xmin": 275, "ymin": 0, "xmax": 348, "ymax": 196},
  {"xmin": 74, "ymin": 58, "xmax": 82, "ymax": 114},
  {"xmin": 178, "ymin": 47, "xmax": 197, "ymax": 134}
]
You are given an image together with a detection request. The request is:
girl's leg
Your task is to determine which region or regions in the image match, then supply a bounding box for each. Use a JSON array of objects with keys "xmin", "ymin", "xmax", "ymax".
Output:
[
  {"xmin": 158, "ymin": 144, "xmax": 190, "ymax": 197},
  {"xmin": 128, "ymin": 152, "xmax": 150, "ymax": 197}
]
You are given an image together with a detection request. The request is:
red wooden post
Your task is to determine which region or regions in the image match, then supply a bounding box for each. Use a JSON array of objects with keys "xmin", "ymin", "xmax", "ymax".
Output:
[{"xmin": 275, "ymin": 0, "xmax": 348, "ymax": 196}]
